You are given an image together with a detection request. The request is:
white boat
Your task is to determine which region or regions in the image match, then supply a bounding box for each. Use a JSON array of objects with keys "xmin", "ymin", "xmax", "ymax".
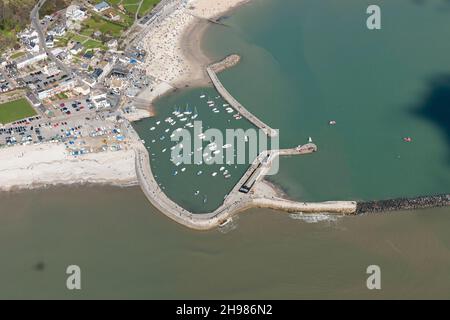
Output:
[
  {"xmin": 200, "ymin": 94, "xmax": 206, "ymax": 99},
  {"xmin": 180, "ymin": 117, "xmax": 188, "ymax": 122},
  {"xmin": 181, "ymin": 167, "xmax": 186, "ymax": 172},
  {"xmin": 218, "ymin": 218, "xmax": 232, "ymax": 228},
  {"xmin": 184, "ymin": 106, "xmax": 192, "ymax": 115},
  {"xmin": 223, "ymin": 103, "xmax": 229, "ymax": 107},
  {"xmin": 173, "ymin": 170, "xmax": 178, "ymax": 176},
  {"xmin": 225, "ymin": 174, "xmax": 231, "ymax": 179},
  {"xmin": 207, "ymin": 100, "xmax": 214, "ymax": 104},
  {"xmin": 156, "ymin": 121, "xmax": 161, "ymax": 125},
  {"xmin": 223, "ymin": 170, "xmax": 229, "ymax": 175},
  {"xmin": 197, "ymin": 170, "xmax": 203, "ymax": 176},
  {"xmin": 194, "ymin": 190, "xmax": 200, "ymax": 195},
  {"xmin": 162, "ymin": 148, "xmax": 167, "ymax": 153},
  {"xmin": 308, "ymin": 137, "xmax": 313, "ymax": 143},
  {"xmin": 213, "ymin": 109, "xmax": 220, "ymax": 113},
  {"xmin": 191, "ymin": 107, "xmax": 198, "ymax": 119},
  {"xmin": 165, "ymin": 128, "xmax": 170, "ymax": 133},
  {"xmin": 175, "ymin": 162, "xmax": 181, "ymax": 166},
  {"xmin": 212, "ymin": 172, "xmax": 218, "ymax": 177},
  {"xmin": 219, "ymin": 166, "xmax": 225, "ymax": 171},
  {"xmin": 150, "ymin": 127, "xmax": 156, "ymax": 131}
]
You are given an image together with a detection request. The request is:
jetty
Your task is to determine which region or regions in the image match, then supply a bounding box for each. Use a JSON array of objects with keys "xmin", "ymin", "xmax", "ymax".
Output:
[
  {"xmin": 127, "ymin": 56, "xmax": 449, "ymax": 230},
  {"xmin": 357, "ymin": 194, "xmax": 450, "ymax": 214},
  {"xmin": 207, "ymin": 56, "xmax": 278, "ymax": 137},
  {"xmin": 127, "ymin": 111, "xmax": 356, "ymax": 230},
  {"xmin": 122, "ymin": 56, "xmax": 359, "ymax": 230}
]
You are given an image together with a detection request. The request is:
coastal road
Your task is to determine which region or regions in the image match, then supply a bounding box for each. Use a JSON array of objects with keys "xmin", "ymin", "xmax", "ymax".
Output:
[{"xmin": 30, "ymin": 0, "xmax": 72, "ymax": 75}]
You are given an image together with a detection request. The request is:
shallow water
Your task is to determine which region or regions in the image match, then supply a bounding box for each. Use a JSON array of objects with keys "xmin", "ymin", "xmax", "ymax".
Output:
[
  {"xmin": 0, "ymin": 187, "xmax": 449, "ymax": 299},
  {"xmin": 202, "ymin": 0, "xmax": 450, "ymax": 202}
]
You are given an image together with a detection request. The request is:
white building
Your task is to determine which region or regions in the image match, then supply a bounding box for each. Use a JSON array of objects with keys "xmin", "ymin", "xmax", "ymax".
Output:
[
  {"xmin": 107, "ymin": 39, "xmax": 118, "ymax": 49},
  {"xmin": 37, "ymin": 78, "xmax": 75, "ymax": 100},
  {"xmin": 66, "ymin": 5, "xmax": 87, "ymax": 21},
  {"xmin": 74, "ymin": 84, "xmax": 91, "ymax": 96},
  {"xmin": 49, "ymin": 25, "xmax": 66, "ymax": 37},
  {"xmin": 70, "ymin": 43, "xmax": 84, "ymax": 55},
  {"xmin": 16, "ymin": 53, "xmax": 48, "ymax": 69},
  {"xmin": 91, "ymin": 90, "xmax": 110, "ymax": 109}
]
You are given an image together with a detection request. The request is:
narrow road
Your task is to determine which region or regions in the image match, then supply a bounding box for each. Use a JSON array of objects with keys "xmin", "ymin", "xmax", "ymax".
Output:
[{"xmin": 30, "ymin": 0, "xmax": 72, "ymax": 75}]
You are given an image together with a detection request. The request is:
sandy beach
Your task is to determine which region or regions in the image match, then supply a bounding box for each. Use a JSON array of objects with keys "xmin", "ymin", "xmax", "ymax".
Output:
[
  {"xmin": 0, "ymin": 0, "xmax": 251, "ymax": 192},
  {"xmin": 139, "ymin": 0, "xmax": 252, "ymax": 99},
  {"xmin": 0, "ymin": 143, "xmax": 138, "ymax": 192}
]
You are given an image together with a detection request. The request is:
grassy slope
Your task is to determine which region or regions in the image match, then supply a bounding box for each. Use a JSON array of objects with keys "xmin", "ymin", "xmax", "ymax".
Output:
[{"xmin": 0, "ymin": 0, "xmax": 71, "ymax": 53}]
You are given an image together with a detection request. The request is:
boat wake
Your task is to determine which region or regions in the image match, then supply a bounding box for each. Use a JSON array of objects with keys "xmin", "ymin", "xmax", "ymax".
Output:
[{"xmin": 288, "ymin": 212, "xmax": 342, "ymax": 224}]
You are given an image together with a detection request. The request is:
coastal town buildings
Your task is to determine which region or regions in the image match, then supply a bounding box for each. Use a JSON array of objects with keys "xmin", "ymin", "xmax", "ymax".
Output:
[
  {"xmin": 94, "ymin": 1, "xmax": 111, "ymax": 13},
  {"xmin": 66, "ymin": 4, "xmax": 87, "ymax": 21},
  {"xmin": 16, "ymin": 53, "xmax": 48, "ymax": 69}
]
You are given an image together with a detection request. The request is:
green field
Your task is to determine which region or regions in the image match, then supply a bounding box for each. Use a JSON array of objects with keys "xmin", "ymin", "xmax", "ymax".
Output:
[
  {"xmin": 83, "ymin": 39, "xmax": 107, "ymax": 50},
  {"xmin": 138, "ymin": 0, "xmax": 160, "ymax": 16},
  {"xmin": 10, "ymin": 51, "xmax": 26, "ymax": 60},
  {"xmin": 0, "ymin": 98, "xmax": 37, "ymax": 125},
  {"xmin": 123, "ymin": 4, "xmax": 140, "ymax": 16},
  {"xmin": 81, "ymin": 15, "xmax": 126, "ymax": 38}
]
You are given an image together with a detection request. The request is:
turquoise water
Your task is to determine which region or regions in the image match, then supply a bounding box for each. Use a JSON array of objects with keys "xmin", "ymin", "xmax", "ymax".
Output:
[
  {"xmin": 133, "ymin": 88, "xmax": 259, "ymax": 212},
  {"xmin": 136, "ymin": 0, "xmax": 450, "ymax": 209},
  {"xmin": 201, "ymin": 0, "xmax": 450, "ymax": 202}
]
